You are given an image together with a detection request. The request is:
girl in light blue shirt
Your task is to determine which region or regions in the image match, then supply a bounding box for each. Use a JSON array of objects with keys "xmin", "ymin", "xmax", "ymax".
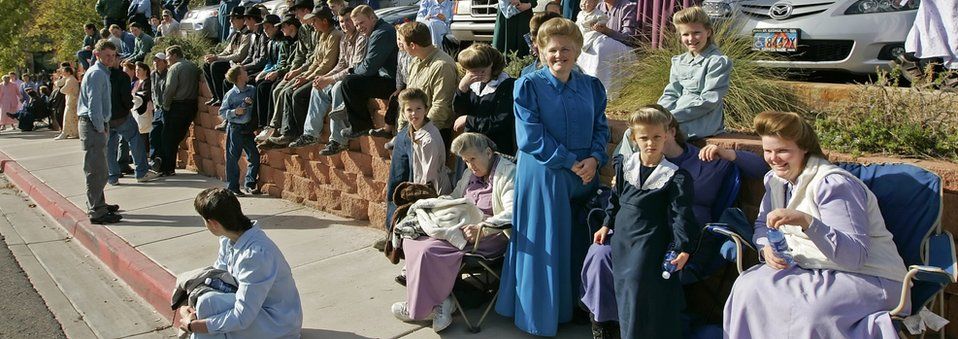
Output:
[
  {"xmin": 179, "ymin": 188, "xmax": 302, "ymax": 339},
  {"xmin": 657, "ymin": 7, "xmax": 732, "ymax": 140}
]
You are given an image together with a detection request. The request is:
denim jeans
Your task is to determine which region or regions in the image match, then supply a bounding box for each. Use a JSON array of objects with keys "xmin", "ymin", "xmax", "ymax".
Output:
[
  {"xmin": 150, "ymin": 108, "xmax": 165, "ymax": 160},
  {"xmin": 107, "ymin": 116, "xmax": 149, "ymax": 181},
  {"xmin": 77, "ymin": 50, "xmax": 93, "ymax": 70},
  {"xmin": 304, "ymin": 81, "xmax": 348, "ymax": 144},
  {"xmin": 384, "ymin": 127, "xmax": 413, "ymax": 231},
  {"xmin": 225, "ymin": 123, "xmax": 260, "ymax": 192}
]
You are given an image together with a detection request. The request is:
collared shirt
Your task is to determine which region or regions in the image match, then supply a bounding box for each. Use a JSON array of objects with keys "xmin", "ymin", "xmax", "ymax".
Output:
[
  {"xmin": 150, "ymin": 69, "xmax": 167, "ymax": 111},
  {"xmin": 162, "ymin": 59, "xmax": 201, "ymax": 108},
  {"xmin": 129, "ymin": 0, "xmax": 151, "ymax": 17},
  {"xmin": 302, "ymin": 29, "xmax": 344, "ymax": 79},
  {"xmin": 218, "ymin": 28, "xmax": 252, "ymax": 63},
  {"xmin": 127, "ymin": 33, "xmax": 155, "ymax": 62},
  {"xmin": 327, "ymin": 31, "xmax": 367, "ymax": 82},
  {"xmin": 403, "ymin": 48, "xmax": 458, "ymax": 130},
  {"xmin": 120, "ymin": 31, "xmax": 136, "ymax": 54},
  {"xmin": 219, "ymin": 84, "xmax": 256, "ymax": 124},
  {"xmin": 207, "ymin": 225, "xmax": 303, "ymax": 338},
  {"xmin": 597, "ymin": 0, "xmax": 637, "ymax": 45},
  {"xmin": 656, "ymin": 44, "xmax": 732, "ymax": 139},
  {"xmin": 77, "ymin": 61, "xmax": 113, "ymax": 133}
]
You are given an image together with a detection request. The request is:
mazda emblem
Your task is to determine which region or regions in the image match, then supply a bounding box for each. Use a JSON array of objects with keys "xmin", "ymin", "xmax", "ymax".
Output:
[{"xmin": 769, "ymin": 2, "xmax": 793, "ymax": 20}]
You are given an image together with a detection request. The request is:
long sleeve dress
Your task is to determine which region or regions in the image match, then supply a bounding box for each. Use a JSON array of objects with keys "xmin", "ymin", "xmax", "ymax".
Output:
[
  {"xmin": 492, "ymin": 0, "xmax": 536, "ymax": 58},
  {"xmin": 452, "ymin": 72, "xmax": 517, "ymax": 156},
  {"xmin": 604, "ymin": 154, "xmax": 698, "ymax": 338},
  {"xmin": 495, "ymin": 68, "xmax": 609, "ymax": 337},
  {"xmin": 61, "ymin": 77, "xmax": 81, "ymax": 138}
]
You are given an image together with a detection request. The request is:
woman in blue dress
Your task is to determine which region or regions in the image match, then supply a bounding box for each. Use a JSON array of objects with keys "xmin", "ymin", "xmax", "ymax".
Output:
[{"xmin": 496, "ymin": 17, "xmax": 610, "ymax": 337}]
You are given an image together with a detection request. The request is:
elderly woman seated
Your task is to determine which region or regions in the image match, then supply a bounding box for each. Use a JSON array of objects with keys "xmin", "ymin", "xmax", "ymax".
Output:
[
  {"xmin": 390, "ymin": 132, "xmax": 515, "ymax": 332},
  {"xmin": 724, "ymin": 111, "xmax": 908, "ymax": 338}
]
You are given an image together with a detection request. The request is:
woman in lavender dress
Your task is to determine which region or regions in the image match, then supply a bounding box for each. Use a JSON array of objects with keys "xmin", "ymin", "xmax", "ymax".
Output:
[
  {"xmin": 390, "ymin": 133, "xmax": 514, "ymax": 333},
  {"xmin": 724, "ymin": 111, "xmax": 908, "ymax": 338}
]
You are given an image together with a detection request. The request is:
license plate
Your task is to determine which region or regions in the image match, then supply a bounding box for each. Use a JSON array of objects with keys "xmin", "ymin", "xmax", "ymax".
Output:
[{"xmin": 752, "ymin": 29, "xmax": 799, "ymax": 52}]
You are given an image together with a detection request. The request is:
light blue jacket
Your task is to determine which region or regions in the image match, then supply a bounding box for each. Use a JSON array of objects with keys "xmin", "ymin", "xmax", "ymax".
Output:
[
  {"xmin": 206, "ymin": 224, "xmax": 302, "ymax": 338},
  {"xmin": 657, "ymin": 44, "xmax": 732, "ymax": 139},
  {"xmin": 219, "ymin": 84, "xmax": 255, "ymax": 125}
]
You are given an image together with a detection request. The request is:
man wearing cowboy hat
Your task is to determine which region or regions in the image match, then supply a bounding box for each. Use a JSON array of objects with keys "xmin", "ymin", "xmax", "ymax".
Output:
[{"xmin": 204, "ymin": 6, "xmax": 253, "ymax": 106}]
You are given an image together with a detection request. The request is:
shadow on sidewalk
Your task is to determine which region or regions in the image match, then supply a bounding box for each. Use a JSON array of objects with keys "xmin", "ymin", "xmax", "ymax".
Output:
[
  {"xmin": 116, "ymin": 213, "xmax": 368, "ymax": 231},
  {"xmin": 302, "ymin": 328, "xmax": 375, "ymax": 339}
]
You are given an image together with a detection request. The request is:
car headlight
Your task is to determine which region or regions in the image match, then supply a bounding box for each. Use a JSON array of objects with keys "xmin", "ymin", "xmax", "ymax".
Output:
[
  {"xmin": 702, "ymin": 1, "xmax": 733, "ymax": 18},
  {"xmin": 845, "ymin": 0, "xmax": 919, "ymax": 15}
]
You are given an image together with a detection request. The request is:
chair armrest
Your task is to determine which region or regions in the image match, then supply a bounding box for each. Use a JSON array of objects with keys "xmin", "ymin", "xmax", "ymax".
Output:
[
  {"xmin": 705, "ymin": 223, "xmax": 754, "ymax": 274},
  {"xmin": 471, "ymin": 223, "xmax": 513, "ymax": 253},
  {"xmin": 889, "ymin": 265, "xmax": 957, "ymax": 317}
]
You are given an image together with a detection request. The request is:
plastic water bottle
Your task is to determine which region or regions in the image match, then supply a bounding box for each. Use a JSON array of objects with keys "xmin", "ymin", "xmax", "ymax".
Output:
[
  {"xmin": 766, "ymin": 228, "xmax": 795, "ymax": 265},
  {"xmin": 205, "ymin": 278, "xmax": 237, "ymax": 293},
  {"xmin": 661, "ymin": 249, "xmax": 679, "ymax": 279}
]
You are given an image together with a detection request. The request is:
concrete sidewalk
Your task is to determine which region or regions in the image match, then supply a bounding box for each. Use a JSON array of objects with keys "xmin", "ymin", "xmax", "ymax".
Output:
[{"xmin": 0, "ymin": 129, "xmax": 589, "ymax": 338}]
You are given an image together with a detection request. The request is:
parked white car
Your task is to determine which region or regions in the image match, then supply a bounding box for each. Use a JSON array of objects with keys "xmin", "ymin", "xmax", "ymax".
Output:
[
  {"xmin": 180, "ymin": 0, "xmax": 288, "ymax": 38},
  {"xmin": 702, "ymin": 0, "xmax": 920, "ymax": 74}
]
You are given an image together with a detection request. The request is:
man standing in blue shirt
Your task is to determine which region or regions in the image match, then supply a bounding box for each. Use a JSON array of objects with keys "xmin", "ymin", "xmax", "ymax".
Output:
[{"xmin": 78, "ymin": 40, "xmax": 123, "ymax": 224}]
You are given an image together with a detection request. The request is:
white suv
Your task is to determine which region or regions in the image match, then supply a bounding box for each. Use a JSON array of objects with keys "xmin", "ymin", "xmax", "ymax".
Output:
[
  {"xmin": 450, "ymin": 0, "xmax": 548, "ymax": 43},
  {"xmin": 703, "ymin": 0, "xmax": 920, "ymax": 74}
]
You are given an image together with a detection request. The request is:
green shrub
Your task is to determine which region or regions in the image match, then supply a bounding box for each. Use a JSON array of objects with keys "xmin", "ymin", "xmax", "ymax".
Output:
[
  {"xmin": 152, "ymin": 33, "xmax": 218, "ymax": 67},
  {"xmin": 609, "ymin": 15, "xmax": 802, "ymax": 130},
  {"xmin": 813, "ymin": 70, "xmax": 958, "ymax": 161},
  {"xmin": 504, "ymin": 51, "xmax": 536, "ymax": 79}
]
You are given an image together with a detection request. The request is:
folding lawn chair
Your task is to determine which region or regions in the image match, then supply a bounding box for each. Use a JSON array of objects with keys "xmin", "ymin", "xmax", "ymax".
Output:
[
  {"xmin": 706, "ymin": 162, "xmax": 957, "ymax": 337},
  {"xmin": 451, "ymin": 222, "xmax": 512, "ymax": 333}
]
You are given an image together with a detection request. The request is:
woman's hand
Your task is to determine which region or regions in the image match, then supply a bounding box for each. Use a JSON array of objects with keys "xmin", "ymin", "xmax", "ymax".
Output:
[
  {"xmin": 762, "ymin": 246, "xmax": 789, "ymax": 270},
  {"xmin": 517, "ymin": 2, "xmax": 532, "ymax": 11},
  {"xmin": 461, "ymin": 224, "xmax": 482, "ymax": 243},
  {"xmin": 672, "ymin": 252, "xmax": 690, "ymax": 271},
  {"xmin": 453, "ymin": 115, "xmax": 468, "ymax": 132},
  {"xmin": 698, "ymin": 144, "xmax": 737, "ymax": 162},
  {"xmin": 177, "ymin": 306, "xmax": 196, "ymax": 332},
  {"xmin": 593, "ymin": 226, "xmax": 610, "ymax": 244},
  {"xmin": 572, "ymin": 157, "xmax": 598, "ymax": 184},
  {"xmin": 458, "ymin": 72, "xmax": 480, "ymax": 92},
  {"xmin": 766, "ymin": 208, "xmax": 813, "ymax": 231}
]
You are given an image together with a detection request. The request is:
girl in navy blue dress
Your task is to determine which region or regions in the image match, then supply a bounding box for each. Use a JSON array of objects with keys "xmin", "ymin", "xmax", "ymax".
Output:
[{"xmin": 592, "ymin": 106, "xmax": 698, "ymax": 338}]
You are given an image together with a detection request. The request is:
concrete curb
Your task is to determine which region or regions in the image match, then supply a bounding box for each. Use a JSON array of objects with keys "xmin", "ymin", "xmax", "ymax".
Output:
[{"xmin": 0, "ymin": 151, "xmax": 175, "ymax": 321}]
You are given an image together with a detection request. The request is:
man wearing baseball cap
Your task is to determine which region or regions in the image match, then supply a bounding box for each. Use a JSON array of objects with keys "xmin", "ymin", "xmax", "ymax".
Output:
[{"xmin": 203, "ymin": 6, "xmax": 252, "ymax": 106}]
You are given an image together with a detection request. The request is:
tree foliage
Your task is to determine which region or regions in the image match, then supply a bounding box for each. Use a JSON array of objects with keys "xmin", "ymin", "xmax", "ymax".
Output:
[
  {"xmin": 0, "ymin": 0, "xmax": 34, "ymax": 70},
  {"xmin": 0, "ymin": 0, "xmax": 98, "ymax": 71}
]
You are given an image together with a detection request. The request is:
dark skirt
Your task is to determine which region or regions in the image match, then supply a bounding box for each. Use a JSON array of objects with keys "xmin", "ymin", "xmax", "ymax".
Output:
[{"xmin": 492, "ymin": 9, "xmax": 533, "ymax": 58}]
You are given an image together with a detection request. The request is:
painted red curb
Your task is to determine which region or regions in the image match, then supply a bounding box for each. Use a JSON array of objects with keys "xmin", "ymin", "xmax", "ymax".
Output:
[{"xmin": 0, "ymin": 151, "xmax": 175, "ymax": 321}]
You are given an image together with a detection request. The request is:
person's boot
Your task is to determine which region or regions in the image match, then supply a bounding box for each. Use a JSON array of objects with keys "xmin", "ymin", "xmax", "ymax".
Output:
[{"xmin": 591, "ymin": 319, "xmax": 605, "ymax": 339}]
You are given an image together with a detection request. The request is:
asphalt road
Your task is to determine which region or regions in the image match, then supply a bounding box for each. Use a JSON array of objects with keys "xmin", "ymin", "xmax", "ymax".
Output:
[{"xmin": 0, "ymin": 233, "xmax": 66, "ymax": 338}]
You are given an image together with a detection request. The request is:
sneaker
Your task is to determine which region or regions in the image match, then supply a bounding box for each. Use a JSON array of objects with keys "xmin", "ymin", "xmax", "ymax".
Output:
[
  {"xmin": 53, "ymin": 134, "xmax": 66, "ymax": 140},
  {"xmin": 90, "ymin": 212, "xmax": 122, "ymax": 224},
  {"xmin": 369, "ymin": 128, "xmax": 393, "ymax": 138},
  {"xmin": 150, "ymin": 157, "xmax": 163, "ymax": 173},
  {"xmin": 288, "ymin": 134, "xmax": 318, "ymax": 148},
  {"xmin": 319, "ymin": 141, "xmax": 348, "ymax": 156},
  {"xmin": 231, "ymin": 189, "xmax": 246, "ymax": 197},
  {"xmin": 108, "ymin": 178, "xmax": 120, "ymax": 186},
  {"xmin": 254, "ymin": 128, "xmax": 274, "ymax": 143},
  {"xmin": 391, "ymin": 301, "xmax": 416, "ymax": 322},
  {"xmin": 121, "ymin": 166, "xmax": 135, "ymax": 175},
  {"xmin": 394, "ymin": 274, "xmax": 407, "ymax": 286},
  {"xmin": 432, "ymin": 297, "xmax": 457, "ymax": 332},
  {"xmin": 137, "ymin": 171, "xmax": 161, "ymax": 182},
  {"xmin": 214, "ymin": 120, "xmax": 228, "ymax": 131},
  {"xmin": 242, "ymin": 186, "xmax": 262, "ymax": 195},
  {"xmin": 205, "ymin": 98, "xmax": 217, "ymax": 106},
  {"xmin": 259, "ymin": 135, "xmax": 293, "ymax": 149}
]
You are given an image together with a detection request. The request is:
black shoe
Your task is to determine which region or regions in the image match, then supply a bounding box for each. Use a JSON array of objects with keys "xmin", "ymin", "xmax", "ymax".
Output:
[
  {"xmin": 90, "ymin": 212, "xmax": 122, "ymax": 224},
  {"xmin": 344, "ymin": 128, "xmax": 369, "ymax": 140},
  {"xmin": 107, "ymin": 204, "xmax": 120, "ymax": 213},
  {"xmin": 230, "ymin": 189, "xmax": 246, "ymax": 197},
  {"xmin": 289, "ymin": 134, "xmax": 318, "ymax": 148},
  {"xmin": 394, "ymin": 274, "xmax": 407, "ymax": 286},
  {"xmin": 214, "ymin": 120, "xmax": 227, "ymax": 131},
  {"xmin": 368, "ymin": 128, "xmax": 393, "ymax": 138},
  {"xmin": 150, "ymin": 157, "xmax": 163, "ymax": 173},
  {"xmin": 121, "ymin": 166, "xmax": 135, "ymax": 175},
  {"xmin": 319, "ymin": 141, "xmax": 348, "ymax": 156},
  {"xmin": 160, "ymin": 171, "xmax": 176, "ymax": 177}
]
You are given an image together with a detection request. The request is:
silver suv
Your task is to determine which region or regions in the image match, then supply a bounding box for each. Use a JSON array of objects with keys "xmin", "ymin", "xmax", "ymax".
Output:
[
  {"xmin": 703, "ymin": 0, "xmax": 919, "ymax": 74},
  {"xmin": 450, "ymin": 0, "xmax": 547, "ymax": 43}
]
